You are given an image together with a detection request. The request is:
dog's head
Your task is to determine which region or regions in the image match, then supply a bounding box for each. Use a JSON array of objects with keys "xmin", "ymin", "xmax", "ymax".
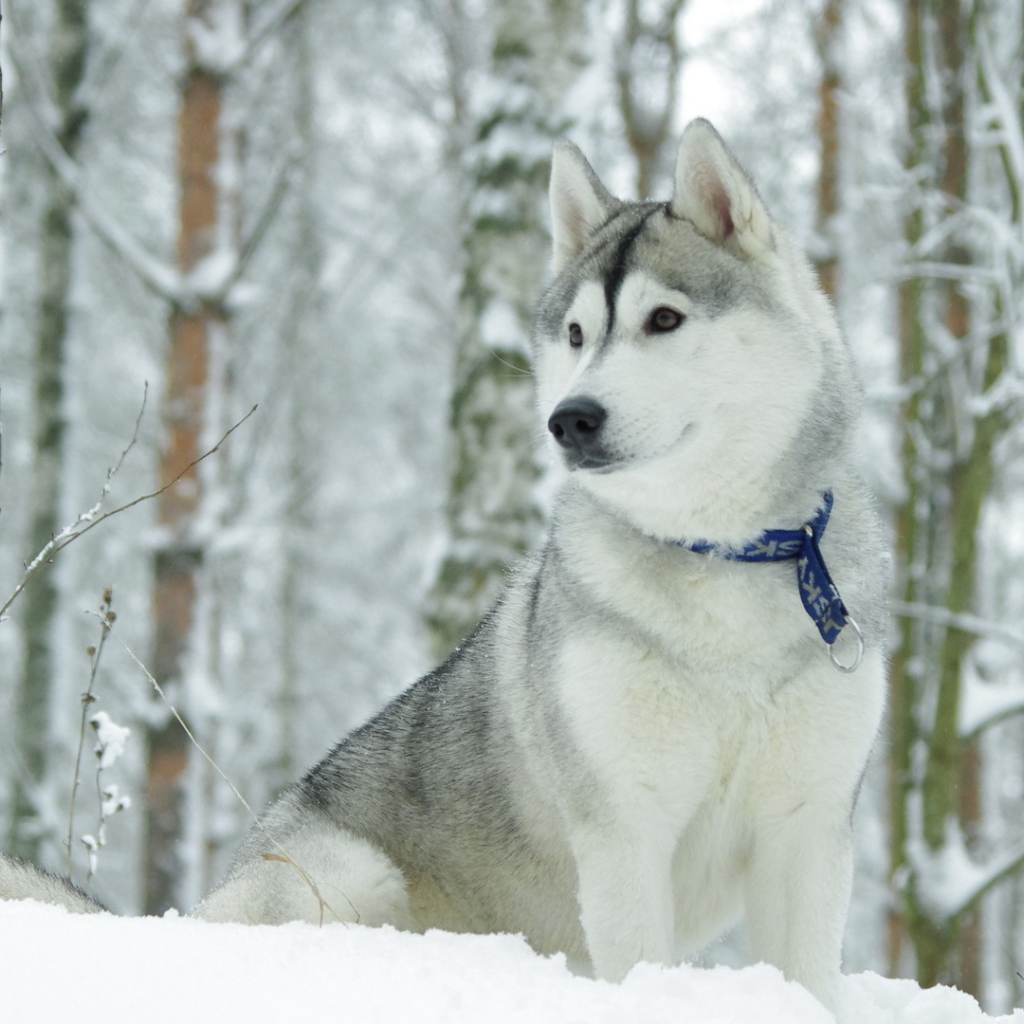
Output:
[{"xmin": 533, "ymin": 119, "xmax": 859, "ymax": 545}]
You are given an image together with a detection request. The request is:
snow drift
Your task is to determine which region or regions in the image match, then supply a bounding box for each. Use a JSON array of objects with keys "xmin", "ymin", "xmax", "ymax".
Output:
[{"xmin": 1, "ymin": 900, "xmax": 1020, "ymax": 1024}]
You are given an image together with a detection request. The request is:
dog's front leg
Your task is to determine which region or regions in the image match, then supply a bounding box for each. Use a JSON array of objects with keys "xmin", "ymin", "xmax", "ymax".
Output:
[
  {"xmin": 744, "ymin": 804, "xmax": 852, "ymax": 1013},
  {"xmin": 571, "ymin": 824, "xmax": 676, "ymax": 982}
]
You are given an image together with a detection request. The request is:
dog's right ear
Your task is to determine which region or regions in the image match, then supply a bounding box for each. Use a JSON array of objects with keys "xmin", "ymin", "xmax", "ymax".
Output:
[{"xmin": 549, "ymin": 140, "xmax": 616, "ymax": 274}]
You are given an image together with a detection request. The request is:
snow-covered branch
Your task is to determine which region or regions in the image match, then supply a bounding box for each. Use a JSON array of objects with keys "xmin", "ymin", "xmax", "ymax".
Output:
[
  {"xmin": 891, "ymin": 600, "xmax": 1024, "ymax": 650},
  {"xmin": 225, "ymin": 0, "xmax": 311, "ymax": 77},
  {"xmin": 894, "ymin": 326, "xmax": 1019, "ymax": 404},
  {"xmin": 217, "ymin": 154, "xmax": 297, "ymax": 308},
  {"xmin": 958, "ymin": 672, "xmax": 1024, "ymax": 740},
  {"xmin": 909, "ymin": 811, "xmax": 1024, "ymax": 925},
  {"xmin": 897, "ymin": 260, "xmax": 1001, "ymax": 285},
  {"xmin": 975, "ymin": 20, "xmax": 1024, "ymax": 221},
  {"xmin": 11, "ymin": 41, "xmax": 293, "ymax": 317},
  {"xmin": 10, "ymin": 46, "xmax": 184, "ymax": 305},
  {"xmin": 158, "ymin": 153, "xmax": 294, "ymax": 317},
  {"xmin": 184, "ymin": 0, "xmax": 311, "ymax": 79}
]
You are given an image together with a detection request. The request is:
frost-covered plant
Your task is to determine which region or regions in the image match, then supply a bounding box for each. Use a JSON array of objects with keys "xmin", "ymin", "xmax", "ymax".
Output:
[
  {"xmin": 67, "ymin": 589, "xmax": 131, "ymax": 882},
  {"xmin": 81, "ymin": 709, "xmax": 132, "ymax": 880}
]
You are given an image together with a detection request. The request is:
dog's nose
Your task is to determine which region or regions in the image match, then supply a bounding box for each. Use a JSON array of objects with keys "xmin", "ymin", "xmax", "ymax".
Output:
[{"xmin": 548, "ymin": 397, "xmax": 607, "ymax": 450}]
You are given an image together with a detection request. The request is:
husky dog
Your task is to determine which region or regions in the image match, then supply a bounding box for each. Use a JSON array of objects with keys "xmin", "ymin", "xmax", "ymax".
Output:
[
  {"xmin": 3, "ymin": 120, "xmax": 885, "ymax": 1014},
  {"xmin": 193, "ymin": 119, "xmax": 886, "ymax": 1011}
]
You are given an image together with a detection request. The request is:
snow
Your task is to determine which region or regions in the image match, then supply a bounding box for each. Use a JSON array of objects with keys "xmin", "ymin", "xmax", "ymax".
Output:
[
  {"xmin": 90, "ymin": 711, "xmax": 131, "ymax": 770},
  {"xmin": 905, "ymin": 811, "xmax": 995, "ymax": 922},
  {"xmin": 480, "ymin": 297, "xmax": 523, "ymax": 352},
  {"xmin": 1, "ymin": 901, "xmax": 1020, "ymax": 1024},
  {"xmin": 959, "ymin": 673, "xmax": 1024, "ymax": 739}
]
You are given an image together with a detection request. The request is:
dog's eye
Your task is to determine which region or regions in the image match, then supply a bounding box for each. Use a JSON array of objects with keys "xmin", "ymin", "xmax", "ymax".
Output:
[
  {"xmin": 647, "ymin": 307, "xmax": 685, "ymax": 333},
  {"xmin": 568, "ymin": 323, "xmax": 583, "ymax": 348}
]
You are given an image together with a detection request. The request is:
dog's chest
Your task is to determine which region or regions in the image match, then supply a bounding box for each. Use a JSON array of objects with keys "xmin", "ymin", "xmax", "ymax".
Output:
[
  {"xmin": 548, "ymin": 522, "xmax": 837, "ymax": 823},
  {"xmin": 555, "ymin": 625, "xmax": 790, "ymax": 820},
  {"xmin": 588, "ymin": 536, "xmax": 814, "ymax": 679}
]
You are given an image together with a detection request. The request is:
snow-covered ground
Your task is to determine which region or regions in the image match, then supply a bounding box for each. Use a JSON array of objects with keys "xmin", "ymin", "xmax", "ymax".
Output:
[{"xmin": 2, "ymin": 900, "xmax": 1020, "ymax": 1024}]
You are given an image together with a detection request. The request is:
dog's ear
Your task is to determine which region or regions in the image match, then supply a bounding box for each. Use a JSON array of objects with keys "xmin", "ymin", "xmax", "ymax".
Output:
[
  {"xmin": 669, "ymin": 119, "xmax": 773, "ymax": 259},
  {"xmin": 549, "ymin": 140, "xmax": 616, "ymax": 274}
]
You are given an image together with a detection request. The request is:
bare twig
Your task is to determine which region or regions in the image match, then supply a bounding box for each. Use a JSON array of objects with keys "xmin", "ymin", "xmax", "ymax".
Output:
[
  {"xmin": 0, "ymin": 401, "xmax": 257, "ymax": 624},
  {"xmin": 96, "ymin": 615, "xmax": 351, "ymax": 923},
  {"xmin": 103, "ymin": 383, "xmax": 149, "ymax": 496}
]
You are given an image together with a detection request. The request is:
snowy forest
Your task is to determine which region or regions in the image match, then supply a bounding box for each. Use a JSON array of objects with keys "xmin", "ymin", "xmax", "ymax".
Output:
[{"xmin": 0, "ymin": 0, "xmax": 1022, "ymax": 1015}]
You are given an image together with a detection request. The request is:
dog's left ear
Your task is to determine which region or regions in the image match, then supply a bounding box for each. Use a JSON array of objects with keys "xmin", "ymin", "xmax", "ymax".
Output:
[
  {"xmin": 669, "ymin": 119, "xmax": 773, "ymax": 259},
  {"xmin": 549, "ymin": 140, "xmax": 617, "ymax": 274}
]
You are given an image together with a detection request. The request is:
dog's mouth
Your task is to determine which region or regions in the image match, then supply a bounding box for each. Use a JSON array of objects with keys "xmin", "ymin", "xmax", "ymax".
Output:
[
  {"xmin": 563, "ymin": 449, "xmax": 620, "ymax": 472},
  {"xmin": 563, "ymin": 421, "xmax": 696, "ymax": 474}
]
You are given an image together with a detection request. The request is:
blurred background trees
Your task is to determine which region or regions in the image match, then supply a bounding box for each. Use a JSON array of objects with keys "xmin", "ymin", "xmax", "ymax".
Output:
[{"xmin": 0, "ymin": 0, "xmax": 1022, "ymax": 1011}]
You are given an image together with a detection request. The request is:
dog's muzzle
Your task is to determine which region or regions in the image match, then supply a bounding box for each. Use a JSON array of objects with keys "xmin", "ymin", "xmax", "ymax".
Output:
[{"xmin": 548, "ymin": 397, "xmax": 613, "ymax": 469}]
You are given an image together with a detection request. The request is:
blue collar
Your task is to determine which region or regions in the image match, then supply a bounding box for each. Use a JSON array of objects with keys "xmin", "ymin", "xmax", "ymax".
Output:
[{"xmin": 676, "ymin": 491, "xmax": 851, "ymax": 647}]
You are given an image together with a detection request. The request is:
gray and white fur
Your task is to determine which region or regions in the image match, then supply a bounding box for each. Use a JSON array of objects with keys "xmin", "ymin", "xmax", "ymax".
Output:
[
  {"xmin": 4, "ymin": 120, "xmax": 887, "ymax": 1015},
  {"xmin": 0, "ymin": 854, "xmax": 106, "ymax": 915}
]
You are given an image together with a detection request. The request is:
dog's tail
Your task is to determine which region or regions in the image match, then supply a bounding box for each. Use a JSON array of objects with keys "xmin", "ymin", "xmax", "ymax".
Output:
[{"xmin": 0, "ymin": 852, "xmax": 107, "ymax": 914}]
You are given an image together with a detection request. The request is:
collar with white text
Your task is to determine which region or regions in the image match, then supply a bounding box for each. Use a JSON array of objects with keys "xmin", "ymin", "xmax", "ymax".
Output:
[{"xmin": 676, "ymin": 491, "xmax": 850, "ymax": 646}]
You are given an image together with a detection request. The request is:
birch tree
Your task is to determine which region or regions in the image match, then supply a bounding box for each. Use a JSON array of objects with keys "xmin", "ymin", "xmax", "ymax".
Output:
[{"xmin": 424, "ymin": 0, "xmax": 587, "ymax": 659}]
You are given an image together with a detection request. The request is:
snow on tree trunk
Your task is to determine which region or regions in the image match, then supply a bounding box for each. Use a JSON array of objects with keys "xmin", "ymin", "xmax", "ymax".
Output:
[
  {"xmin": 8, "ymin": 0, "xmax": 90, "ymax": 865},
  {"xmin": 424, "ymin": 0, "xmax": 586, "ymax": 660},
  {"xmin": 889, "ymin": 0, "xmax": 1020, "ymax": 998}
]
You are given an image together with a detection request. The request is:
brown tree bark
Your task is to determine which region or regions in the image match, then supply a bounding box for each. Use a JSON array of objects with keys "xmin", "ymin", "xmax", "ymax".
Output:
[{"xmin": 143, "ymin": 2, "xmax": 222, "ymax": 914}]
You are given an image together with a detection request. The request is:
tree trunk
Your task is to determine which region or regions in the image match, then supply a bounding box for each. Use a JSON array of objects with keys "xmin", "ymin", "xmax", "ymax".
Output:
[
  {"xmin": 424, "ymin": 0, "xmax": 586, "ymax": 660},
  {"xmin": 9, "ymin": 0, "xmax": 90, "ymax": 865},
  {"xmin": 888, "ymin": 0, "xmax": 927, "ymax": 971},
  {"xmin": 143, "ymin": 0, "xmax": 222, "ymax": 914},
  {"xmin": 614, "ymin": 0, "xmax": 687, "ymax": 200},
  {"xmin": 812, "ymin": 0, "xmax": 843, "ymax": 301},
  {"xmin": 892, "ymin": 0, "xmax": 1011, "ymax": 995}
]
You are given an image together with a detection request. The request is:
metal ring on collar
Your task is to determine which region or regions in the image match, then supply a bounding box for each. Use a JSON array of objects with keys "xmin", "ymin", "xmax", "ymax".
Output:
[{"xmin": 829, "ymin": 616, "xmax": 864, "ymax": 674}]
